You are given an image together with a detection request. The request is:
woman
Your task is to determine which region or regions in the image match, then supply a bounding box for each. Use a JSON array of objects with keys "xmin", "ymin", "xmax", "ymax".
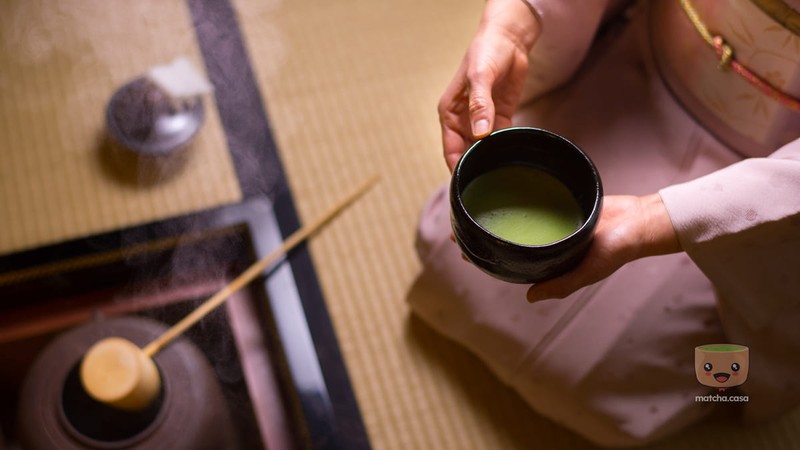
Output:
[{"xmin": 408, "ymin": 0, "xmax": 800, "ymax": 445}]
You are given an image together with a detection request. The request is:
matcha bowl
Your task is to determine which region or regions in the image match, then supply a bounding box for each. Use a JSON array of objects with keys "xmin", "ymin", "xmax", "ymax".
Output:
[{"xmin": 450, "ymin": 127, "xmax": 603, "ymax": 283}]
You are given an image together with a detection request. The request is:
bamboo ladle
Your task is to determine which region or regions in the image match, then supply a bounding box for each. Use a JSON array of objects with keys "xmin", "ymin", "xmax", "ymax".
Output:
[{"xmin": 80, "ymin": 175, "xmax": 379, "ymax": 410}]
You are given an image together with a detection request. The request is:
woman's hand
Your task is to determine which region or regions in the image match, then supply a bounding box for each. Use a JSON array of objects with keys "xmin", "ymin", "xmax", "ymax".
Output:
[
  {"xmin": 526, "ymin": 194, "xmax": 682, "ymax": 302},
  {"xmin": 438, "ymin": 0, "xmax": 540, "ymax": 172}
]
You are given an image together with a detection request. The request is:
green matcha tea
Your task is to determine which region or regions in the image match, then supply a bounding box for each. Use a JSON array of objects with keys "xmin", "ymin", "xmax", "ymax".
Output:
[{"xmin": 461, "ymin": 166, "xmax": 583, "ymax": 245}]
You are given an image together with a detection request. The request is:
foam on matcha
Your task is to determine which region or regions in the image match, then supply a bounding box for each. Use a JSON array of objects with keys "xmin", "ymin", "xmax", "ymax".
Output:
[{"xmin": 461, "ymin": 165, "xmax": 583, "ymax": 246}]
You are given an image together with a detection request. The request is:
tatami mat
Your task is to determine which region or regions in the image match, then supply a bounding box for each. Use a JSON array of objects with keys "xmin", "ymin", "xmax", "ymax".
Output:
[
  {"xmin": 0, "ymin": 0, "xmax": 241, "ymax": 255},
  {"xmin": 233, "ymin": 0, "xmax": 800, "ymax": 449}
]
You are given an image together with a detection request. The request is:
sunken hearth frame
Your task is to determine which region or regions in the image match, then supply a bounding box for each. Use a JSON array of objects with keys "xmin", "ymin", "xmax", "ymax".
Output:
[{"xmin": 0, "ymin": 0, "xmax": 370, "ymax": 448}]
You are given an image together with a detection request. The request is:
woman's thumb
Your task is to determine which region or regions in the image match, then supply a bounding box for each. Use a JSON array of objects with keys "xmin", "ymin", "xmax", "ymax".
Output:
[{"xmin": 468, "ymin": 83, "xmax": 494, "ymax": 139}]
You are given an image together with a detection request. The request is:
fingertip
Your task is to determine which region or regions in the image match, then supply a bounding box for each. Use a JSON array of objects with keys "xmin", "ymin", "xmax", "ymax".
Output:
[
  {"xmin": 526, "ymin": 286, "xmax": 544, "ymax": 303},
  {"xmin": 472, "ymin": 119, "xmax": 490, "ymax": 138},
  {"xmin": 467, "ymin": 84, "xmax": 494, "ymax": 138},
  {"xmin": 445, "ymin": 154, "xmax": 459, "ymax": 173}
]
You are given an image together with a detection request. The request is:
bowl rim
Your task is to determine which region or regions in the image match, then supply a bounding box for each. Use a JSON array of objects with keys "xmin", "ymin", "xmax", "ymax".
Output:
[{"xmin": 452, "ymin": 126, "xmax": 603, "ymax": 249}]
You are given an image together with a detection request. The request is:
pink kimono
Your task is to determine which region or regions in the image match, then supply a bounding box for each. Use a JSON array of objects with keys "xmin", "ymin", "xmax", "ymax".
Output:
[{"xmin": 408, "ymin": 0, "xmax": 800, "ymax": 446}]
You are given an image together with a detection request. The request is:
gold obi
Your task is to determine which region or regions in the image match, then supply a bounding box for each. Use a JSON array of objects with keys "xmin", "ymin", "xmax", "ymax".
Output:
[{"xmin": 650, "ymin": 0, "xmax": 800, "ymax": 157}]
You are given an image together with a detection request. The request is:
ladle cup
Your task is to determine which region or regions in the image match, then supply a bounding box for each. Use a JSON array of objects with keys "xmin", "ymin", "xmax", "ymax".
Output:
[{"xmin": 80, "ymin": 337, "xmax": 160, "ymax": 411}]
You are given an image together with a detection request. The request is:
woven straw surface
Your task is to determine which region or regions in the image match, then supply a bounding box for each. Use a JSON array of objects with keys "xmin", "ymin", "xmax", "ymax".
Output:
[{"xmin": 0, "ymin": 0, "xmax": 241, "ymax": 255}]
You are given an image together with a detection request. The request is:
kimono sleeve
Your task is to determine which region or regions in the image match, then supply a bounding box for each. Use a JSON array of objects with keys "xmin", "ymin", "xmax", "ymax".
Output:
[
  {"xmin": 521, "ymin": 0, "xmax": 626, "ymax": 101},
  {"xmin": 659, "ymin": 138, "xmax": 800, "ymax": 329}
]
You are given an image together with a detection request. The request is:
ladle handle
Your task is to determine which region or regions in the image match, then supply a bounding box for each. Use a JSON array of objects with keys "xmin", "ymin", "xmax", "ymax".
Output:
[{"xmin": 142, "ymin": 174, "xmax": 380, "ymax": 358}]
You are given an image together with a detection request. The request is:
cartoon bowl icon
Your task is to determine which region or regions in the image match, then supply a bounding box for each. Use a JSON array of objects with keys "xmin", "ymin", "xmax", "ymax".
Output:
[{"xmin": 695, "ymin": 344, "xmax": 749, "ymax": 390}]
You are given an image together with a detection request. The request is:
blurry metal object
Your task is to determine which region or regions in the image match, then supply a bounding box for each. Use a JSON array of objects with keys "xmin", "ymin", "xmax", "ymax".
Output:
[{"xmin": 105, "ymin": 77, "xmax": 205, "ymax": 184}]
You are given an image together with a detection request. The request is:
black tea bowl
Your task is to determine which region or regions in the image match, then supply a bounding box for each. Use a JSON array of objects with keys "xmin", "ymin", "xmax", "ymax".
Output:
[{"xmin": 450, "ymin": 127, "xmax": 603, "ymax": 284}]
